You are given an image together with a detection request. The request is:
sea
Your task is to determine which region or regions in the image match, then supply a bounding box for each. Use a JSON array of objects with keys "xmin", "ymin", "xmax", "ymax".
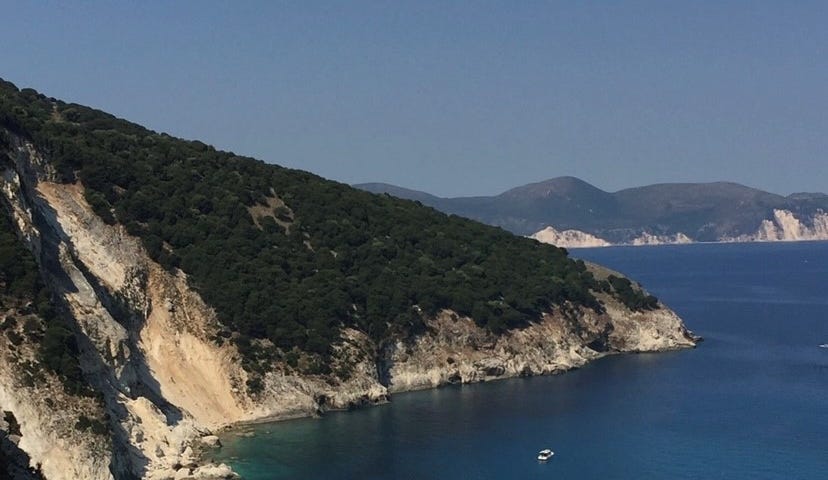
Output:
[{"xmin": 213, "ymin": 241, "xmax": 828, "ymax": 479}]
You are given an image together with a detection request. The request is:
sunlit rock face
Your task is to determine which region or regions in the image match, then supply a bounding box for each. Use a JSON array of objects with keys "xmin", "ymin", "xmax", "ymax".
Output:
[
  {"xmin": 530, "ymin": 226, "xmax": 611, "ymax": 248},
  {"xmin": 630, "ymin": 232, "xmax": 693, "ymax": 246},
  {"xmin": 530, "ymin": 227, "xmax": 694, "ymax": 247},
  {"xmin": 726, "ymin": 210, "xmax": 828, "ymax": 242}
]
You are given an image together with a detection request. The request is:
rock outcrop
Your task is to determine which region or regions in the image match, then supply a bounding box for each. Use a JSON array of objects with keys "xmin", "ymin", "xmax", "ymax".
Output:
[
  {"xmin": 1, "ymin": 136, "xmax": 242, "ymax": 479},
  {"xmin": 630, "ymin": 232, "xmax": 694, "ymax": 246},
  {"xmin": 1, "ymin": 409, "xmax": 45, "ymax": 480},
  {"xmin": 725, "ymin": 209, "xmax": 828, "ymax": 242},
  {"xmin": 530, "ymin": 226, "xmax": 696, "ymax": 248},
  {"xmin": 530, "ymin": 226, "xmax": 611, "ymax": 248},
  {"xmin": 384, "ymin": 303, "xmax": 694, "ymax": 393},
  {"xmin": 0, "ymin": 136, "xmax": 697, "ymax": 479}
]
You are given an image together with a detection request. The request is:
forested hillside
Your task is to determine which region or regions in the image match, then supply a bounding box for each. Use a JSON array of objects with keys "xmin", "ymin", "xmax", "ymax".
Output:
[{"xmin": 0, "ymin": 79, "xmax": 655, "ymax": 368}]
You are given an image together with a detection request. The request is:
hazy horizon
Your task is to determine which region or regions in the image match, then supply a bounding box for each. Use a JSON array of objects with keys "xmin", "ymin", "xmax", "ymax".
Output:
[
  {"xmin": 355, "ymin": 176, "xmax": 828, "ymax": 198},
  {"xmin": 3, "ymin": 1, "xmax": 826, "ymax": 197}
]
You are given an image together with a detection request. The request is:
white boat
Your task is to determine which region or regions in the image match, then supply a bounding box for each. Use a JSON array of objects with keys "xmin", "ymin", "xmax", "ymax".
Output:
[
  {"xmin": 537, "ymin": 449, "xmax": 554, "ymax": 461},
  {"xmin": 819, "ymin": 343, "xmax": 828, "ymax": 348}
]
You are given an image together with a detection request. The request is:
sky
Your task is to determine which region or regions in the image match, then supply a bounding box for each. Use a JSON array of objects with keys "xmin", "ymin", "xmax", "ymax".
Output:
[{"xmin": 2, "ymin": 1, "xmax": 826, "ymax": 197}]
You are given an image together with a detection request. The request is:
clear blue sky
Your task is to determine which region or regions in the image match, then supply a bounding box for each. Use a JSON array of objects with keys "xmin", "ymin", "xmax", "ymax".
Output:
[{"xmin": 3, "ymin": 1, "xmax": 826, "ymax": 196}]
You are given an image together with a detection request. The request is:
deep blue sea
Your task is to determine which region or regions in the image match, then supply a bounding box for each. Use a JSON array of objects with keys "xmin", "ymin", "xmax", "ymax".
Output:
[{"xmin": 214, "ymin": 242, "xmax": 828, "ymax": 479}]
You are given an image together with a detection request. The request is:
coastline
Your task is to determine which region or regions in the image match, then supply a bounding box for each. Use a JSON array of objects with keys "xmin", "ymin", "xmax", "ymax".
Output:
[
  {"xmin": 210, "ymin": 335, "xmax": 699, "ymax": 440},
  {"xmin": 200, "ymin": 336, "xmax": 701, "ymax": 475},
  {"xmin": 547, "ymin": 236, "xmax": 828, "ymax": 250}
]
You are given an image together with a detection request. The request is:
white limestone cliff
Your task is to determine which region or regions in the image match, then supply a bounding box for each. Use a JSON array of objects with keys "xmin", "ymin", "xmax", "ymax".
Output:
[
  {"xmin": 726, "ymin": 209, "xmax": 828, "ymax": 242},
  {"xmin": 529, "ymin": 226, "xmax": 611, "ymax": 248},
  {"xmin": 530, "ymin": 226, "xmax": 694, "ymax": 248},
  {"xmin": 531, "ymin": 209, "xmax": 828, "ymax": 248},
  {"xmin": 630, "ymin": 232, "xmax": 693, "ymax": 246}
]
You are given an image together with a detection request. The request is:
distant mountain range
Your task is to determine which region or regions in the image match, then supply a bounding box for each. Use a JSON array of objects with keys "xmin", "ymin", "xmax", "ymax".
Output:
[{"xmin": 356, "ymin": 177, "xmax": 828, "ymax": 246}]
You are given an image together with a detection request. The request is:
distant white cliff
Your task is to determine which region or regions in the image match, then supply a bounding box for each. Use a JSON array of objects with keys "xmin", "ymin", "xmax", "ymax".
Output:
[
  {"xmin": 531, "ymin": 209, "xmax": 828, "ymax": 248},
  {"xmin": 630, "ymin": 232, "xmax": 694, "ymax": 246},
  {"xmin": 726, "ymin": 209, "xmax": 828, "ymax": 242},
  {"xmin": 530, "ymin": 226, "xmax": 693, "ymax": 248},
  {"xmin": 530, "ymin": 226, "xmax": 611, "ymax": 248}
]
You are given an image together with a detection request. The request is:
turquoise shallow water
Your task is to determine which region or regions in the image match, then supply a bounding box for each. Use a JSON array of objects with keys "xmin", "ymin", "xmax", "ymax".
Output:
[{"xmin": 213, "ymin": 241, "xmax": 828, "ymax": 479}]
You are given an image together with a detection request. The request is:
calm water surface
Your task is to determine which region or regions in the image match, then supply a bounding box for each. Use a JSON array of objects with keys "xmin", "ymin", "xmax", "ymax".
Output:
[{"xmin": 214, "ymin": 242, "xmax": 828, "ymax": 479}]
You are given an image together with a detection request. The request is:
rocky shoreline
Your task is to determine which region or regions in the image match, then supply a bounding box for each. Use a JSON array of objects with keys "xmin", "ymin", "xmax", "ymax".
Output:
[{"xmin": 204, "ymin": 321, "xmax": 699, "ymax": 470}]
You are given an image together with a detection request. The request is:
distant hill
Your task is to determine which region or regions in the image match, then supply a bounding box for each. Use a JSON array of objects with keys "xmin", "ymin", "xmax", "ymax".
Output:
[
  {"xmin": 354, "ymin": 182, "xmax": 443, "ymax": 204},
  {"xmin": 356, "ymin": 178, "xmax": 828, "ymax": 244}
]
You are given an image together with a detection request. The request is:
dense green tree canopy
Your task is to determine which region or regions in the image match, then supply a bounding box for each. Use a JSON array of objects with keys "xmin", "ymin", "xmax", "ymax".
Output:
[{"xmin": 0, "ymin": 79, "xmax": 656, "ymax": 365}]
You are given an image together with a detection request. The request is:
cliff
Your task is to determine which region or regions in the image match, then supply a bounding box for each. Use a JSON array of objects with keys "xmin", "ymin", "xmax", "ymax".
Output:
[
  {"xmin": 1, "ymin": 134, "xmax": 245, "ymax": 479},
  {"xmin": 530, "ymin": 226, "xmax": 696, "ymax": 248},
  {"xmin": 530, "ymin": 211, "xmax": 828, "ymax": 248},
  {"xmin": 725, "ymin": 209, "xmax": 828, "ymax": 243},
  {"xmin": 529, "ymin": 227, "xmax": 611, "ymax": 248},
  {"xmin": 0, "ymin": 134, "xmax": 698, "ymax": 480},
  {"xmin": 0, "ymin": 82, "xmax": 698, "ymax": 479}
]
